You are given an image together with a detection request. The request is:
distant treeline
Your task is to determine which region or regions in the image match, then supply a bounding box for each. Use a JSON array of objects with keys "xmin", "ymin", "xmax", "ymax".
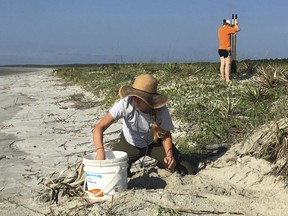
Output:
[{"xmin": 1, "ymin": 58, "xmax": 288, "ymax": 68}]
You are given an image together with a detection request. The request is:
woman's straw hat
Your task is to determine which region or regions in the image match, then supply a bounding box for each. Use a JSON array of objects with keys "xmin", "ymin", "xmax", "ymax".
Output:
[{"xmin": 118, "ymin": 74, "xmax": 169, "ymax": 109}]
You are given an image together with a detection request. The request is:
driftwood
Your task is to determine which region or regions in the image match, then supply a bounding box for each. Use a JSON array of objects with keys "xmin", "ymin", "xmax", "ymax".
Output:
[{"xmin": 38, "ymin": 159, "xmax": 86, "ymax": 205}]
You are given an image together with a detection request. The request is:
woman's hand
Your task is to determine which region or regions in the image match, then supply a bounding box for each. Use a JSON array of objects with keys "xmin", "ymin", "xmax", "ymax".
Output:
[
  {"xmin": 162, "ymin": 131, "xmax": 176, "ymax": 170},
  {"xmin": 95, "ymin": 148, "xmax": 106, "ymax": 160},
  {"xmin": 164, "ymin": 155, "xmax": 176, "ymax": 170}
]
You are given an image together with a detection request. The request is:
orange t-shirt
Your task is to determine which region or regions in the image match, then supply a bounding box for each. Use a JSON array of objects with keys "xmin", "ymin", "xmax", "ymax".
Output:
[{"xmin": 218, "ymin": 26, "xmax": 237, "ymax": 50}]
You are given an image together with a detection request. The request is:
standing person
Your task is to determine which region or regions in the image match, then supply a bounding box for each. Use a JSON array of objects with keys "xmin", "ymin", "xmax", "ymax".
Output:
[
  {"xmin": 93, "ymin": 74, "xmax": 193, "ymax": 176},
  {"xmin": 218, "ymin": 19, "xmax": 240, "ymax": 82}
]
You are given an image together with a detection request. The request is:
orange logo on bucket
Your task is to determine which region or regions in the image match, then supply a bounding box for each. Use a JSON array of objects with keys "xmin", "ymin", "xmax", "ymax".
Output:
[{"xmin": 88, "ymin": 188, "xmax": 104, "ymax": 197}]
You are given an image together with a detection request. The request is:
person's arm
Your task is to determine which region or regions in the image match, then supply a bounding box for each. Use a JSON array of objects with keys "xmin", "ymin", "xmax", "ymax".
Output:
[
  {"xmin": 162, "ymin": 131, "xmax": 176, "ymax": 170},
  {"xmin": 93, "ymin": 112, "xmax": 115, "ymax": 160}
]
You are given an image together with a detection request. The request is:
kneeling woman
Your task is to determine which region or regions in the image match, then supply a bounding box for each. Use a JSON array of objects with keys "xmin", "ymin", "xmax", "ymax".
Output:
[{"xmin": 93, "ymin": 74, "xmax": 193, "ymax": 176}]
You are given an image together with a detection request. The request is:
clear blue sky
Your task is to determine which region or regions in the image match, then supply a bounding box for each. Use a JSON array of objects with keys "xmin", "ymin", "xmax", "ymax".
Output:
[{"xmin": 1, "ymin": 0, "xmax": 288, "ymax": 65}]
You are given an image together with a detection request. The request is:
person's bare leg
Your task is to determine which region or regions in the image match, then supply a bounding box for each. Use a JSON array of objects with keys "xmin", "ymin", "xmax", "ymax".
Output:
[
  {"xmin": 224, "ymin": 57, "xmax": 232, "ymax": 82},
  {"xmin": 220, "ymin": 57, "xmax": 225, "ymax": 80}
]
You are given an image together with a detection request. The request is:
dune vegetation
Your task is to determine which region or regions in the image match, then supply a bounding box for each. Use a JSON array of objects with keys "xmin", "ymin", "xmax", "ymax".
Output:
[{"xmin": 55, "ymin": 59, "xmax": 288, "ymax": 179}]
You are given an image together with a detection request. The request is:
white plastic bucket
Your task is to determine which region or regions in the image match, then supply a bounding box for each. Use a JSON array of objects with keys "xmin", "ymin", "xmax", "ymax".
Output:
[{"xmin": 83, "ymin": 151, "xmax": 128, "ymax": 201}]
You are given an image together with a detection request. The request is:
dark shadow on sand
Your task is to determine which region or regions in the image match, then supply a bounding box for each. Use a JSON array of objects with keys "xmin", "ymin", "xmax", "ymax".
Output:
[
  {"xmin": 128, "ymin": 168, "xmax": 167, "ymax": 189},
  {"xmin": 187, "ymin": 147, "xmax": 229, "ymax": 174}
]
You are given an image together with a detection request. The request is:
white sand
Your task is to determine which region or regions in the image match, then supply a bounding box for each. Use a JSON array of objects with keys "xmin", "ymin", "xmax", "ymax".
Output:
[{"xmin": 0, "ymin": 68, "xmax": 287, "ymax": 216}]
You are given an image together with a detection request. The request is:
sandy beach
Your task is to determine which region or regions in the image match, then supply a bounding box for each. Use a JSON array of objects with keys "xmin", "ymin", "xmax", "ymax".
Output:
[{"xmin": 0, "ymin": 68, "xmax": 287, "ymax": 216}]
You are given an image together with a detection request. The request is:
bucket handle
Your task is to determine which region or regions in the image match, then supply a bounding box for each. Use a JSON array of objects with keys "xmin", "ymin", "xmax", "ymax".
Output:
[{"xmin": 83, "ymin": 166, "xmax": 122, "ymax": 197}]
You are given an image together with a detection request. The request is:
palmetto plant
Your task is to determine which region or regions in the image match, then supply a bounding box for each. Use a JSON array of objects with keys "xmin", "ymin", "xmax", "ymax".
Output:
[
  {"xmin": 164, "ymin": 62, "xmax": 180, "ymax": 74},
  {"xmin": 219, "ymin": 95, "xmax": 241, "ymax": 117},
  {"xmin": 278, "ymin": 68, "xmax": 288, "ymax": 83},
  {"xmin": 256, "ymin": 64, "xmax": 283, "ymax": 88},
  {"xmin": 243, "ymin": 85, "xmax": 268, "ymax": 104}
]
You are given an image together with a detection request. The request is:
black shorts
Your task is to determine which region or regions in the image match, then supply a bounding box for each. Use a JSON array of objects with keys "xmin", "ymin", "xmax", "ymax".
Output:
[{"xmin": 218, "ymin": 49, "xmax": 231, "ymax": 58}]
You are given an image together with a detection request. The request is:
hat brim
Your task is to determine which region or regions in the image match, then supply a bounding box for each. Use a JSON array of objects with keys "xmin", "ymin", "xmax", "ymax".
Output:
[{"xmin": 119, "ymin": 86, "xmax": 169, "ymax": 109}]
